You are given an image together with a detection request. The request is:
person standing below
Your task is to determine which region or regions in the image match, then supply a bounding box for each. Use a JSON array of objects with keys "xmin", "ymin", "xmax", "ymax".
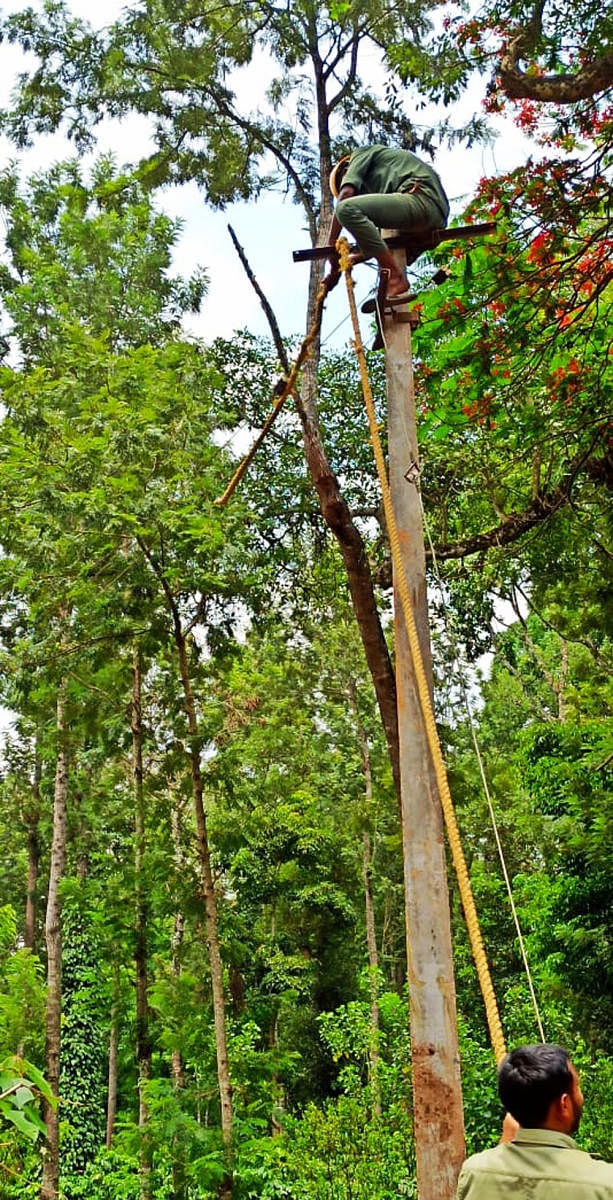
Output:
[
  {"xmin": 457, "ymin": 1043, "xmax": 613, "ymax": 1198},
  {"xmin": 326, "ymin": 144, "xmax": 449, "ymax": 299}
]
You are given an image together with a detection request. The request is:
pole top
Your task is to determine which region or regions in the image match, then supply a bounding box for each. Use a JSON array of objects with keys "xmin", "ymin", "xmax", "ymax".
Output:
[{"xmin": 293, "ymin": 221, "xmax": 497, "ymax": 263}]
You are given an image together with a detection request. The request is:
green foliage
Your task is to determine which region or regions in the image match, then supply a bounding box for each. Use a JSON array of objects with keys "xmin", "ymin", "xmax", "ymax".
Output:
[
  {"xmin": 271, "ymin": 1096, "xmax": 416, "ymax": 1200},
  {"xmin": 0, "ymin": 157, "xmax": 207, "ymax": 360},
  {"xmin": 576, "ymin": 1054, "xmax": 613, "ymax": 1161},
  {"xmin": 0, "ymin": 904, "xmax": 47, "ymax": 1193},
  {"xmin": 0, "ymin": 3, "xmax": 611, "ymax": 1191},
  {"xmin": 0, "ymin": 905, "xmax": 46, "ymax": 1073},
  {"xmin": 457, "ymin": 1019, "xmax": 501, "ymax": 1155},
  {"xmin": 60, "ymin": 906, "xmax": 107, "ymax": 1180},
  {"xmin": 59, "ymin": 1149, "xmax": 141, "ymax": 1200},
  {"xmin": 0, "ymin": 1051, "xmax": 52, "ymax": 1194},
  {"xmin": 515, "ymin": 722, "xmax": 613, "ymax": 1039},
  {"xmin": 0, "ymin": 1055, "xmax": 51, "ymax": 1142},
  {"xmin": 262, "ymin": 991, "xmax": 416, "ymax": 1200}
]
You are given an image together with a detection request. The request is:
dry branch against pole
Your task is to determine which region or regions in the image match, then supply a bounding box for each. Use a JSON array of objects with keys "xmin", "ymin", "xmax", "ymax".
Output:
[{"xmin": 227, "ymin": 227, "xmax": 402, "ymax": 801}]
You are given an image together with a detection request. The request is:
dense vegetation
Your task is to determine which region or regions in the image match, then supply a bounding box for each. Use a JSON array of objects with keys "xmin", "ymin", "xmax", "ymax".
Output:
[{"xmin": 0, "ymin": 0, "xmax": 610, "ymax": 1197}]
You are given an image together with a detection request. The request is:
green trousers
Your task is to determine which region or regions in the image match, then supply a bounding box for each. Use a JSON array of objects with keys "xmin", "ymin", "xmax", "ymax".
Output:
[{"xmin": 335, "ymin": 190, "xmax": 445, "ymax": 259}]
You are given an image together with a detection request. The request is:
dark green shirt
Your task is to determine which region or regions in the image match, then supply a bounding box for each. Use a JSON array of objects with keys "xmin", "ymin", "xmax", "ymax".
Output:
[
  {"xmin": 457, "ymin": 1128, "xmax": 613, "ymax": 1200},
  {"xmin": 342, "ymin": 145, "xmax": 449, "ymax": 223}
]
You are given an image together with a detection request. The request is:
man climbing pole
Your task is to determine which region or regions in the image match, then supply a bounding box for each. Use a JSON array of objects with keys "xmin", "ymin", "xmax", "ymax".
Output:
[{"xmin": 326, "ymin": 144, "xmax": 450, "ymax": 298}]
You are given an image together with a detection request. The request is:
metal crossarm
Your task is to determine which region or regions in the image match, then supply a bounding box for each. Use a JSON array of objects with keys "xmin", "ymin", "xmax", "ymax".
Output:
[{"xmin": 292, "ymin": 221, "xmax": 497, "ymax": 263}]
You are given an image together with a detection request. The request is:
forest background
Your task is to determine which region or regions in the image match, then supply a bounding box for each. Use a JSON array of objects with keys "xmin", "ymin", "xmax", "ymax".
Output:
[{"xmin": 0, "ymin": 0, "xmax": 610, "ymax": 1198}]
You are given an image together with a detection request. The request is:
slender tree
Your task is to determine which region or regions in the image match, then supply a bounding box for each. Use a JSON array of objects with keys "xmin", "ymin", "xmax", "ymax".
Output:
[
  {"xmin": 348, "ymin": 676, "xmax": 381, "ymax": 1116},
  {"xmin": 105, "ymin": 962, "xmax": 120, "ymax": 1150},
  {"xmin": 136, "ymin": 545, "xmax": 234, "ymax": 1171},
  {"xmin": 41, "ymin": 678, "xmax": 69, "ymax": 1200},
  {"xmin": 24, "ymin": 740, "xmax": 42, "ymax": 952},
  {"xmin": 132, "ymin": 645, "xmax": 152, "ymax": 1198}
]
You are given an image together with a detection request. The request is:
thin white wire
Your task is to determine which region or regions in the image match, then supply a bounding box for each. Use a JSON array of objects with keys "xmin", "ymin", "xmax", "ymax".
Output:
[
  {"xmin": 321, "ymin": 283, "xmax": 373, "ymax": 346},
  {"xmin": 216, "ymin": 424, "xmax": 251, "ymax": 455},
  {"xmin": 417, "ymin": 487, "xmax": 546, "ymax": 1042},
  {"xmin": 219, "ymin": 285, "xmax": 375, "ymax": 461}
]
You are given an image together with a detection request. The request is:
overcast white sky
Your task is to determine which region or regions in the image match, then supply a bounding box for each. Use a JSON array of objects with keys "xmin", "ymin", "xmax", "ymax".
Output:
[{"xmin": 0, "ymin": 0, "xmax": 538, "ymax": 347}]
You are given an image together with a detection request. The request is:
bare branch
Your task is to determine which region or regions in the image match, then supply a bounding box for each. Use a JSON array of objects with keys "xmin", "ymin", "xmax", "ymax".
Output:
[
  {"xmin": 229, "ymin": 235, "xmax": 401, "ymax": 799},
  {"xmin": 227, "ymin": 224, "xmax": 289, "ymax": 371},
  {"xmin": 513, "ymin": 581, "xmax": 607, "ymax": 664},
  {"xmin": 323, "ymin": 23, "xmax": 363, "ymax": 83},
  {"xmin": 136, "ymin": 535, "xmax": 183, "ymax": 641},
  {"xmin": 374, "ymin": 449, "xmax": 606, "ymax": 584},
  {"xmin": 138, "ymin": 60, "xmax": 317, "ymax": 239},
  {"xmin": 209, "ymin": 90, "xmax": 317, "ymax": 240},
  {"xmin": 327, "ymin": 31, "xmax": 361, "ymax": 115},
  {"xmin": 431, "ymin": 448, "xmax": 599, "ymax": 560}
]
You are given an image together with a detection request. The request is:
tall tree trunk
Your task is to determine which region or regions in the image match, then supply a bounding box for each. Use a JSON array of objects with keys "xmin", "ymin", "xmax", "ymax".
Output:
[
  {"xmin": 132, "ymin": 646, "xmax": 152, "ymax": 1200},
  {"xmin": 40, "ymin": 684, "xmax": 68, "ymax": 1200},
  {"xmin": 24, "ymin": 742, "xmax": 41, "ymax": 951},
  {"xmin": 269, "ymin": 1011, "xmax": 284, "ymax": 1136},
  {"xmin": 267, "ymin": 901, "xmax": 283, "ymax": 1135},
  {"xmin": 106, "ymin": 962, "xmax": 120, "ymax": 1149},
  {"xmin": 170, "ymin": 827, "xmax": 187, "ymax": 1200},
  {"xmin": 73, "ymin": 779, "xmax": 91, "ymax": 882},
  {"xmin": 348, "ymin": 679, "xmax": 381, "ymax": 1117},
  {"xmin": 557, "ymin": 639, "xmax": 568, "ymax": 721},
  {"xmin": 136, "ymin": 538, "xmax": 234, "ymax": 1192},
  {"xmin": 362, "ymin": 831, "xmax": 381, "ymax": 1117},
  {"xmin": 169, "ymin": 794, "xmax": 187, "ymax": 1200},
  {"xmin": 170, "ymin": 791, "xmax": 186, "ymax": 1091},
  {"xmin": 296, "ymin": 267, "xmax": 401, "ymax": 802},
  {"xmin": 174, "ymin": 629, "xmax": 233, "ymax": 1185}
]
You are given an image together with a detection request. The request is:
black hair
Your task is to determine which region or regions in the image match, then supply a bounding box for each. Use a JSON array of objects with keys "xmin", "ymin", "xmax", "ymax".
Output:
[{"xmin": 498, "ymin": 1044, "xmax": 574, "ymax": 1128}]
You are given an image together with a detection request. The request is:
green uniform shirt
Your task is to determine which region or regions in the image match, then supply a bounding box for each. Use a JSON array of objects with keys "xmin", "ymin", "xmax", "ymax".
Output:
[
  {"xmin": 342, "ymin": 145, "xmax": 449, "ymax": 223},
  {"xmin": 457, "ymin": 1129, "xmax": 613, "ymax": 1200}
]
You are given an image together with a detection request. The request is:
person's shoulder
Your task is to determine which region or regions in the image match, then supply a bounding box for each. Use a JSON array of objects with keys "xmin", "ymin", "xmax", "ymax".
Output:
[
  {"xmin": 349, "ymin": 144, "xmax": 381, "ymax": 157},
  {"xmin": 559, "ymin": 1147, "xmax": 613, "ymax": 1195},
  {"xmin": 458, "ymin": 1142, "xmax": 512, "ymax": 1188},
  {"xmin": 458, "ymin": 1141, "xmax": 613, "ymax": 1198},
  {"xmin": 456, "ymin": 1147, "xmax": 507, "ymax": 1199},
  {"xmin": 460, "ymin": 1141, "xmax": 613, "ymax": 1184},
  {"xmin": 574, "ymin": 1149, "xmax": 613, "ymax": 1182},
  {"xmin": 554, "ymin": 1139, "xmax": 613, "ymax": 1182},
  {"xmin": 461, "ymin": 1143, "xmax": 506, "ymax": 1172},
  {"xmin": 345, "ymin": 145, "xmax": 376, "ymax": 171}
]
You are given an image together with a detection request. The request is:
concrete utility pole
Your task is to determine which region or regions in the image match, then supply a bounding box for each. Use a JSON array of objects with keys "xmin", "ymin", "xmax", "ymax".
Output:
[{"xmin": 383, "ymin": 234, "xmax": 465, "ymax": 1199}]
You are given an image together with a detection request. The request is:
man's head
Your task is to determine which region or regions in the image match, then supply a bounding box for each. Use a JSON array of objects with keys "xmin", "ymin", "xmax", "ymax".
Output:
[{"xmin": 498, "ymin": 1044, "xmax": 584, "ymax": 1134}]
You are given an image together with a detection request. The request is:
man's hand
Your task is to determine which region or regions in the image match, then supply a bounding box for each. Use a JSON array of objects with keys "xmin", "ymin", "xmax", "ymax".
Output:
[
  {"xmin": 325, "ymin": 183, "xmax": 356, "ymax": 257},
  {"xmin": 323, "ymin": 256, "xmax": 341, "ymax": 290},
  {"xmin": 337, "ymin": 183, "xmax": 356, "ymax": 202},
  {"xmin": 500, "ymin": 1112, "xmax": 519, "ymax": 1143}
]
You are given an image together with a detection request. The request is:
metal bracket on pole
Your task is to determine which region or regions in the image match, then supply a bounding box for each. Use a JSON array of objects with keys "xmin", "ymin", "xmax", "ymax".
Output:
[{"xmin": 404, "ymin": 460, "xmax": 420, "ymax": 486}]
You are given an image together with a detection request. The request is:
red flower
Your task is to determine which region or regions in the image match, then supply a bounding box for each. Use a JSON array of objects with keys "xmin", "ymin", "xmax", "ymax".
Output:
[{"xmin": 527, "ymin": 231, "xmax": 552, "ymax": 263}]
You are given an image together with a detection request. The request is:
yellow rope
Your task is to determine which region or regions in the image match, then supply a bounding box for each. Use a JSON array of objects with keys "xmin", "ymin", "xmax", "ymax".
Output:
[
  {"xmin": 215, "ymin": 273, "xmax": 333, "ymax": 507},
  {"xmin": 337, "ymin": 236, "xmax": 506, "ymax": 1064},
  {"xmin": 419, "ymin": 491, "xmax": 546, "ymax": 1044}
]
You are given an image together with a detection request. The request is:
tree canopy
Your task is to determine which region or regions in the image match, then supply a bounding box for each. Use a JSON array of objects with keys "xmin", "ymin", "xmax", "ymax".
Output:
[{"xmin": 0, "ymin": 1, "xmax": 611, "ymax": 1197}]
